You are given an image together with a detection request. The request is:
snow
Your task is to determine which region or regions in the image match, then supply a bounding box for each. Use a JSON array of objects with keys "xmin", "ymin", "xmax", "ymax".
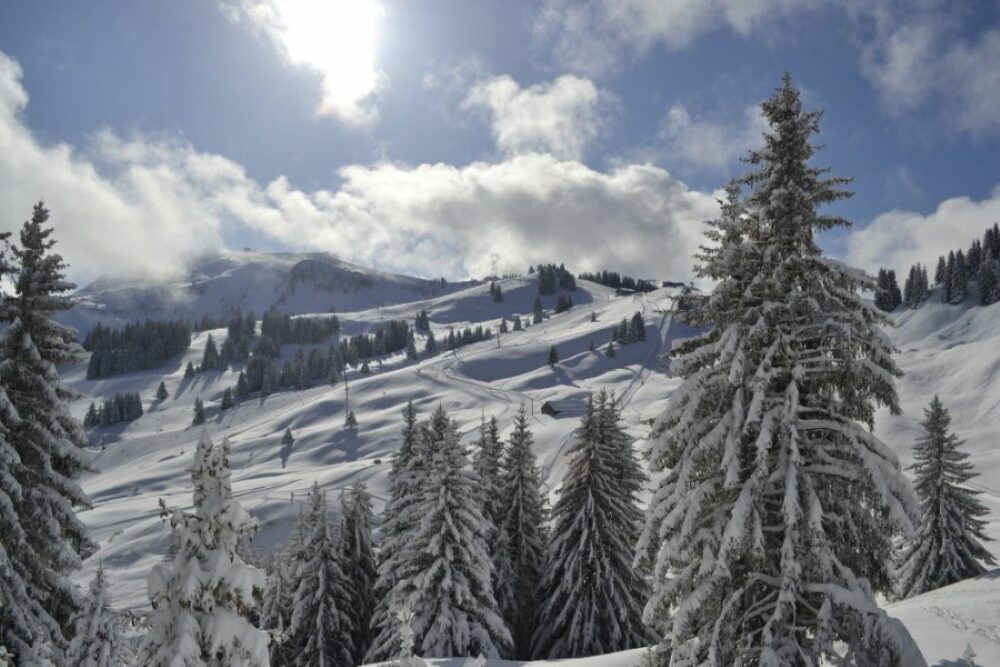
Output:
[{"xmin": 60, "ymin": 253, "xmax": 1000, "ymax": 666}]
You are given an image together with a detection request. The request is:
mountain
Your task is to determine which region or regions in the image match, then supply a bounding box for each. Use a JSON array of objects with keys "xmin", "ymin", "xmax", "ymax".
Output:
[
  {"xmin": 63, "ymin": 249, "xmax": 474, "ymax": 335},
  {"xmin": 61, "ymin": 262, "xmax": 1000, "ymax": 666}
]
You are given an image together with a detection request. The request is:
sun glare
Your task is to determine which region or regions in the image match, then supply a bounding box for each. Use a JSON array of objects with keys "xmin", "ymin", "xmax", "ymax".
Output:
[{"xmin": 271, "ymin": 0, "xmax": 383, "ymax": 123}]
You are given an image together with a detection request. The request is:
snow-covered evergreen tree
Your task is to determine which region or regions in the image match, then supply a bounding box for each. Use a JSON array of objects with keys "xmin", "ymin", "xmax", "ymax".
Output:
[
  {"xmin": 260, "ymin": 552, "xmax": 293, "ymax": 666},
  {"xmin": 424, "ymin": 330, "xmax": 437, "ymax": 355},
  {"xmin": 394, "ymin": 407, "xmax": 511, "ymax": 658},
  {"xmin": 192, "ymin": 397, "xmax": 206, "ymax": 426},
  {"xmin": 498, "ymin": 405, "xmax": 547, "ymax": 659},
  {"xmin": 0, "ymin": 204, "xmax": 95, "ymax": 659},
  {"xmin": 141, "ymin": 432, "xmax": 269, "ymax": 666},
  {"xmin": 512, "ymin": 315, "xmax": 522, "ymax": 331},
  {"xmin": 547, "ymin": 345, "xmax": 559, "ymax": 366},
  {"xmin": 896, "ymin": 397, "xmax": 995, "ymax": 598},
  {"xmin": 286, "ymin": 485, "xmax": 353, "ymax": 667},
  {"xmin": 157, "ymin": 381, "xmax": 169, "ymax": 400},
  {"xmin": 185, "ymin": 361, "xmax": 196, "ymax": 379},
  {"xmin": 367, "ymin": 401, "xmax": 427, "ymax": 662},
  {"xmin": 220, "ymin": 387, "xmax": 235, "ymax": 411},
  {"xmin": 605, "ymin": 340, "xmax": 615, "ymax": 357},
  {"xmin": 344, "ymin": 410, "xmax": 357, "ymax": 430},
  {"xmin": 637, "ymin": 77, "xmax": 924, "ymax": 666},
  {"xmin": 339, "ymin": 483, "xmax": 377, "ymax": 663},
  {"xmin": 66, "ymin": 566, "xmax": 124, "ymax": 666},
  {"xmin": 281, "ymin": 428, "xmax": 294, "ymax": 449},
  {"xmin": 531, "ymin": 392, "xmax": 651, "ymax": 659}
]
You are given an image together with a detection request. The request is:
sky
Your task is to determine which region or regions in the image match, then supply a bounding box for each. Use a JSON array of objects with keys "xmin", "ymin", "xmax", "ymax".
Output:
[{"xmin": 0, "ymin": 0, "xmax": 998, "ymax": 285}]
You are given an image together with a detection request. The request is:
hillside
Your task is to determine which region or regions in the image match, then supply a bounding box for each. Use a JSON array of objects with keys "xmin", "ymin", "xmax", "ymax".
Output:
[
  {"xmin": 63, "ymin": 269, "xmax": 1000, "ymax": 666},
  {"xmin": 62, "ymin": 249, "xmax": 473, "ymax": 335}
]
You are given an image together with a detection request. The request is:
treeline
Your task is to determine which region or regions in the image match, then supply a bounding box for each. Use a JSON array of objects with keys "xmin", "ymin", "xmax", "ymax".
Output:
[
  {"xmin": 578, "ymin": 270, "xmax": 657, "ymax": 292},
  {"xmin": 83, "ymin": 392, "xmax": 143, "ymax": 428},
  {"xmin": 878, "ymin": 222, "xmax": 1000, "ymax": 311},
  {"xmin": 84, "ymin": 320, "xmax": 192, "ymax": 379},
  {"xmin": 531, "ymin": 263, "xmax": 576, "ymax": 294},
  {"xmin": 261, "ymin": 310, "xmax": 340, "ymax": 345},
  {"xmin": 611, "ymin": 312, "xmax": 646, "ymax": 344},
  {"xmin": 443, "ymin": 325, "xmax": 492, "ymax": 351}
]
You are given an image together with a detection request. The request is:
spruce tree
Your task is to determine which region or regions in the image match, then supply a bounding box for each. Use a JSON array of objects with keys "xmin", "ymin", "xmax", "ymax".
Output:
[
  {"xmin": 156, "ymin": 380, "xmax": 169, "ymax": 400},
  {"xmin": 340, "ymin": 483, "xmax": 377, "ymax": 663},
  {"xmin": 201, "ymin": 334, "xmax": 222, "ymax": 372},
  {"xmin": 499, "ymin": 405, "xmax": 548, "ymax": 658},
  {"xmin": 935, "ymin": 255, "xmax": 947, "ymax": 285},
  {"xmin": 344, "ymin": 410, "xmax": 357, "ymax": 430},
  {"xmin": 281, "ymin": 427, "xmax": 294, "ymax": 449},
  {"xmin": 85, "ymin": 401, "xmax": 100, "ymax": 428},
  {"xmin": 637, "ymin": 77, "xmax": 924, "ymax": 665},
  {"xmin": 0, "ymin": 204, "xmax": 95, "ymax": 659},
  {"xmin": 512, "ymin": 315, "xmax": 523, "ymax": 331},
  {"xmin": 141, "ymin": 433, "xmax": 269, "ymax": 665},
  {"xmin": 260, "ymin": 551, "xmax": 293, "ymax": 666},
  {"xmin": 424, "ymin": 330, "xmax": 437, "ymax": 355},
  {"xmin": 605, "ymin": 340, "xmax": 615, "ymax": 357},
  {"xmin": 951, "ymin": 250, "xmax": 969, "ymax": 303},
  {"xmin": 192, "ymin": 397, "xmax": 206, "ymax": 426},
  {"xmin": 896, "ymin": 397, "xmax": 996, "ymax": 598},
  {"xmin": 532, "ymin": 392, "xmax": 652, "ymax": 659},
  {"xmin": 66, "ymin": 566, "xmax": 123, "ymax": 667},
  {"xmin": 547, "ymin": 345, "xmax": 559, "ymax": 366},
  {"xmin": 532, "ymin": 297, "xmax": 544, "ymax": 324},
  {"xmin": 220, "ymin": 387, "xmax": 235, "ymax": 411},
  {"xmin": 184, "ymin": 361, "xmax": 196, "ymax": 379},
  {"xmin": 287, "ymin": 485, "xmax": 353, "ymax": 667},
  {"xmin": 389, "ymin": 407, "xmax": 510, "ymax": 658},
  {"xmin": 367, "ymin": 402, "xmax": 427, "ymax": 662}
]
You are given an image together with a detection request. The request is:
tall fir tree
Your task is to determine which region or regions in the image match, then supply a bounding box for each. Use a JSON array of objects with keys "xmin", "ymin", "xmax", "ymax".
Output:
[
  {"xmin": 399, "ymin": 407, "xmax": 510, "ymax": 658},
  {"xmin": 0, "ymin": 204, "xmax": 95, "ymax": 660},
  {"xmin": 498, "ymin": 405, "xmax": 548, "ymax": 659},
  {"xmin": 260, "ymin": 551, "xmax": 293, "ymax": 666},
  {"xmin": 637, "ymin": 77, "xmax": 925, "ymax": 666},
  {"xmin": 66, "ymin": 566, "xmax": 124, "ymax": 667},
  {"xmin": 286, "ymin": 485, "xmax": 353, "ymax": 667},
  {"xmin": 141, "ymin": 433, "xmax": 269, "ymax": 666},
  {"xmin": 367, "ymin": 401, "xmax": 427, "ymax": 662},
  {"xmin": 531, "ymin": 392, "xmax": 652, "ymax": 659},
  {"xmin": 896, "ymin": 397, "xmax": 996, "ymax": 598},
  {"xmin": 339, "ymin": 483, "xmax": 378, "ymax": 664}
]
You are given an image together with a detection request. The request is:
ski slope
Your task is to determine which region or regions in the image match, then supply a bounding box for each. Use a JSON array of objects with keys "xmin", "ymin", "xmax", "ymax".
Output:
[{"xmin": 64, "ymin": 265, "xmax": 1000, "ymax": 666}]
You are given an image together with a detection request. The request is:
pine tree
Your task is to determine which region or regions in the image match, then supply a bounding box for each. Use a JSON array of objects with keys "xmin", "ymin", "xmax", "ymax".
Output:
[
  {"xmin": 220, "ymin": 387, "xmax": 235, "ymax": 411},
  {"xmin": 605, "ymin": 340, "xmax": 615, "ymax": 357},
  {"xmin": 637, "ymin": 78, "xmax": 924, "ymax": 665},
  {"xmin": 260, "ymin": 551, "xmax": 293, "ymax": 666},
  {"xmin": 344, "ymin": 410, "xmax": 357, "ymax": 430},
  {"xmin": 896, "ymin": 397, "xmax": 996, "ymax": 598},
  {"xmin": 512, "ymin": 315, "xmax": 523, "ymax": 332},
  {"xmin": 140, "ymin": 433, "xmax": 269, "ymax": 665},
  {"xmin": 979, "ymin": 260, "xmax": 997, "ymax": 306},
  {"xmin": 405, "ymin": 332, "xmax": 418, "ymax": 360},
  {"xmin": 184, "ymin": 361, "xmax": 196, "ymax": 379},
  {"xmin": 547, "ymin": 345, "xmax": 559, "ymax": 366},
  {"xmin": 286, "ymin": 485, "xmax": 353, "ymax": 667},
  {"xmin": 532, "ymin": 392, "xmax": 652, "ymax": 658},
  {"xmin": 66, "ymin": 567, "xmax": 123, "ymax": 666},
  {"xmin": 0, "ymin": 204, "xmax": 95, "ymax": 659},
  {"xmin": 493, "ymin": 283, "xmax": 504, "ymax": 302},
  {"xmin": 367, "ymin": 402, "xmax": 427, "ymax": 662},
  {"xmin": 236, "ymin": 372, "xmax": 250, "ymax": 400},
  {"xmin": 935, "ymin": 255, "xmax": 947, "ymax": 285},
  {"xmin": 499, "ymin": 405, "xmax": 548, "ymax": 658},
  {"xmin": 499, "ymin": 318, "xmax": 508, "ymax": 334},
  {"xmin": 340, "ymin": 483, "xmax": 377, "ymax": 663},
  {"xmin": 156, "ymin": 381, "xmax": 169, "ymax": 400},
  {"xmin": 532, "ymin": 297, "xmax": 544, "ymax": 324},
  {"xmin": 85, "ymin": 401, "xmax": 100, "ymax": 428},
  {"xmin": 424, "ymin": 330, "xmax": 437, "ymax": 355},
  {"xmin": 280, "ymin": 427, "xmax": 294, "ymax": 449},
  {"xmin": 201, "ymin": 334, "xmax": 222, "ymax": 372},
  {"xmin": 387, "ymin": 407, "xmax": 511, "ymax": 658},
  {"xmin": 192, "ymin": 397, "xmax": 206, "ymax": 426},
  {"xmin": 951, "ymin": 250, "xmax": 969, "ymax": 303}
]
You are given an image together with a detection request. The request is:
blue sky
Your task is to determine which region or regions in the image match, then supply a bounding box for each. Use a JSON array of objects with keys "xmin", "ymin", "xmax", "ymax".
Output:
[{"xmin": 0, "ymin": 0, "xmax": 998, "ymax": 283}]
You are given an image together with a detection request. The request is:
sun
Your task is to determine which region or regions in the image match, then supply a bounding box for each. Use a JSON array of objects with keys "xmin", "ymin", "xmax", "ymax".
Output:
[{"xmin": 268, "ymin": 0, "xmax": 384, "ymax": 123}]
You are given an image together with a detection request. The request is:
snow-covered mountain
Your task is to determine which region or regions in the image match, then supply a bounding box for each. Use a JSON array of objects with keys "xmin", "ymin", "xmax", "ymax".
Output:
[
  {"xmin": 63, "ymin": 261, "xmax": 1000, "ymax": 666},
  {"xmin": 63, "ymin": 249, "xmax": 474, "ymax": 335}
]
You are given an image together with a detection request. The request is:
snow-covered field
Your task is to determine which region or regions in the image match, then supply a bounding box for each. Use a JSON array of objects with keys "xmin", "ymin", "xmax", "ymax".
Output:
[{"xmin": 65, "ymin": 262, "xmax": 1000, "ymax": 666}]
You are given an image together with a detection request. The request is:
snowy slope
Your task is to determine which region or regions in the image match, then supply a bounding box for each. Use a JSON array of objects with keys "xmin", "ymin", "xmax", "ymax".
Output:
[
  {"xmin": 62, "ymin": 249, "xmax": 473, "ymax": 335},
  {"xmin": 69, "ymin": 277, "xmax": 686, "ymax": 615},
  {"xmin": 64, "ymin": 266, "xmax": 1000, "ymax": 666},
  {"xmin": 875, "ymin": 287, "xmax": 1000, "ymax": 666}
]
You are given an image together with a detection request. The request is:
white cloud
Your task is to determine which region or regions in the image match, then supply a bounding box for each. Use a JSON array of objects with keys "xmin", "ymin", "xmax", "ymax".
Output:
[
  {"xmin": 462, "ymin": 75, "xmax": 611, "ymax": 161},
  {"xmin": 846, "ymin": 186, "xmax": 1000, "ymax": 275},
  {"xmin": 0, "ymin": 49, "xmax": 715, "ymax": 285},
  {"xmin": 660, "ymin": 104, "xmax": 767, "ymax": 171},
  {"xmin": 861, "ymin": 14, "xmax": 1000, "ymax": 137},
  {"xmin": 534, "ymin": 0, "xmax": 828, "ymax": 76},
  {"xmin": 220, "ymin": 0, "xmax": 385, "ymax": 125}
]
